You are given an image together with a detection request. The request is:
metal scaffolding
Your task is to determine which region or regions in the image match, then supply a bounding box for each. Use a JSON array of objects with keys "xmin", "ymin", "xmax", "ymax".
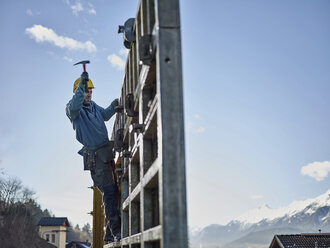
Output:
[{"xmin": 103, "ymin": 0, "xmax": 187, "ymax": 247}]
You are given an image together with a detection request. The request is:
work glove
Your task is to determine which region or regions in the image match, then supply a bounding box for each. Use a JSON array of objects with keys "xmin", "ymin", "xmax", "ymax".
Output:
[
  {"xmin": 80, "ymin": 71, "xmax": 88, "ymax": 84},
  {"xmin": 80, "ymin": 72, "xmax": 89, "ymax": 91},
  {"xmin": 113, "ymin": 98, "xmax": 123, "ymax": 113},
  {"xmin": 112, "ymin": 98, "xmax": 119, "ymax": 107}
]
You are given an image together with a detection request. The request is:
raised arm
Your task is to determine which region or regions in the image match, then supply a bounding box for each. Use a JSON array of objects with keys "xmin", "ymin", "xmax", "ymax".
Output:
[{"xmin": 66, "ymin": 80, "xmax": 85, "ymax": 122}]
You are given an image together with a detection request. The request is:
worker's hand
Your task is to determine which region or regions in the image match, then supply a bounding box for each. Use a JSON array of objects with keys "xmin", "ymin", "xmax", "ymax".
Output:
[
  {"xmin": 81, "ymin": 72, "xmax": 89, "ymax": 83},
  {"xmin": 112, "ymin": 98, "xmax": 119, "ymax": 107}
]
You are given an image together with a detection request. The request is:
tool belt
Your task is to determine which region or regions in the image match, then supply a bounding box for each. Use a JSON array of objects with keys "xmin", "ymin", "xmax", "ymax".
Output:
[{"xmin": 83, "ymin": 141, "xmax": 115, "ymax": 170}]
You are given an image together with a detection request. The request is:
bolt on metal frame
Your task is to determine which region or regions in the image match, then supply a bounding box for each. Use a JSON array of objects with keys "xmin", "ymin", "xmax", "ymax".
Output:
[{"xmin": 104, "ymin": 0, "xmax": 187, "ymax": 247}]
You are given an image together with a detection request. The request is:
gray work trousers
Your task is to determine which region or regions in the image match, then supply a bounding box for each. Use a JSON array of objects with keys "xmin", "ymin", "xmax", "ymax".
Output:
[{"xmin": 84, "ymin": 143, "xmax": 121, "ymax": 238}]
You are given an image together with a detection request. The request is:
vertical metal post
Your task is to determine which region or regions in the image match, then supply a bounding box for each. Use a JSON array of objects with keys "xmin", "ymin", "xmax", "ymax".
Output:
[{"xmin": 154, "ymin": 1, "xmax": 187, "ymax": 246}]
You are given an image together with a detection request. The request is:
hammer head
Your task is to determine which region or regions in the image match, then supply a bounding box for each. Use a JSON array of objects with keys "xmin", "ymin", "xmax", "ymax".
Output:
[{"xmin": 74, "ymin": 60, "xmax": 90, "ymax": 66}]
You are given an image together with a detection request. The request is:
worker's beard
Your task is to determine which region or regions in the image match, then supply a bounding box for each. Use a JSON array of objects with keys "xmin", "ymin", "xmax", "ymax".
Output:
[{"xmin": 83, "ymin": 97, "xmax": 91, "ymax": 105}]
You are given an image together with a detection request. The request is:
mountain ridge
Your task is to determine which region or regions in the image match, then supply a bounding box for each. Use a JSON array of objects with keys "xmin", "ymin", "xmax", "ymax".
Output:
[
  {"xmin": 190, "ymin": 189, "xmax": 330, "ymax": 248},
  {"xmin": 234, "ymin": 189, "xmax": 330, "ymax": 225}
]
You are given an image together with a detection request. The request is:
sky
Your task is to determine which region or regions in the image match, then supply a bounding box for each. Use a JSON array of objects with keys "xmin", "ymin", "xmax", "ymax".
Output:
[{"xmin": 0, "ymin": 0, "xmax": 330, "ymax": 229}]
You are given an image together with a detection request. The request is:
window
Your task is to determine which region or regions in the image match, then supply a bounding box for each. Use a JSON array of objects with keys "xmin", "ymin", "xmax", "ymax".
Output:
[
  {"xmin": 45, "ymin": 234, "xmax": 49, "ymax": 242},
  {"xmin": 51, "ymin": 234, "xmax": 55, "ymax": 243}
]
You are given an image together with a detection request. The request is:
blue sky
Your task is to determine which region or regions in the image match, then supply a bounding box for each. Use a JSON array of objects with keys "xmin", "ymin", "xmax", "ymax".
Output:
[{"xmin": 0, "ymin": 0, "xmax": 329, "ymax": 229}]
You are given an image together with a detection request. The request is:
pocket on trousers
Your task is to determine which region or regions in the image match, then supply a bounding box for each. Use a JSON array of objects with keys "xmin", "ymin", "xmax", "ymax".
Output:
[
  {"xmin": 83, "ymin": 149, "xmax": 96, "ymax": 170},
  {"xmin": 97, "ymin": 142, "xmax": 115, "ymax": 163}
]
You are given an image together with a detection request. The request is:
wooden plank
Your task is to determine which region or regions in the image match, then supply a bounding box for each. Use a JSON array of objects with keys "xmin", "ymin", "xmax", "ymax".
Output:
[{"xmin": 93, "ymin": 187, "xmax": 104, "ymax": 248}]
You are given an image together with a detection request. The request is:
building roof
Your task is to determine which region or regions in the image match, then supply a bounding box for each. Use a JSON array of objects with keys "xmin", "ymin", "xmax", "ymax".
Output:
[
  {"xmin": 37, "ymin": 217, "xmax": 69, "ymax": 227},
  {"xmin": 270, "ymin": 233, "xmax": 330, "ymax": 248}
]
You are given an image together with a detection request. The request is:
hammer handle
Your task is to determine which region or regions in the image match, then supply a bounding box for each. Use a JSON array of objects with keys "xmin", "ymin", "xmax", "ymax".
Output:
[{"xmin": 83, "ymin": 65, "xmax": 88, "ymax": 91}]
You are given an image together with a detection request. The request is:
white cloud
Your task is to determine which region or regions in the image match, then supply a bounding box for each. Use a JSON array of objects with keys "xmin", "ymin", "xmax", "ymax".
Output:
[
  {"xmin": 196, "ymin": 127, "xmax": 205, "ymax": 133},
  {"xmin": 251, "ymin": 195, "xmax": 264, "ymax": 200},
  {"xmin": 107, "ymin": 54, "xmax": 125, "ymax": 70},
  {"xmin": 119, "ymin": 48, "xmax": 129, "ymax": 55},
  {"xmin": 78, "ymin": 28, "xmax": 97, "ymax": 36},
  {"xmin": 46, "ymin": 51, "xmax": 56, "ymax": 56},
  {"xmin": 88, "ymin": 3, "xmax": 96, "ymax": 15},
  {"xmin": 186, "ymin": 114, "xmax": 205, "ymax": 133},
  {"xmin": 25, "ymin": 25, "xmax": 97, "ymax": 53},
  {"xmin": 186, "ymin": 121, "xmax": 205, "ymax": 134},
  {"xmin": 63, "ymin": 56, "xmax": 73, "ymax": 63},
  {"xmin": 26, "ymin": 9, "xmax": 33, "ymax": 16},
  {"xmin": 301, "ymin": 161, "xmax": 330, "ymax": 181},
  {"xmin": 71, "ymin": 0, "xmax": 84, "ymax": 16},
  {"xmin": 65, "ymin": 0, "xmax": 84, "ymax": 16},
  {"xmin": 65, "ymin": 0, "xmax": 96, "ymax": 16},
  {"xmin": 26, "ymin": 9, "xmax": 40, "ymax": 16}
]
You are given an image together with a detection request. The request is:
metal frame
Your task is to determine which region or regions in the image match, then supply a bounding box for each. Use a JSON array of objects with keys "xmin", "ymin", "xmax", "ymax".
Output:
[{"xmin": 104, "ymin": 0, "xmax": 187, "ymax": 247}]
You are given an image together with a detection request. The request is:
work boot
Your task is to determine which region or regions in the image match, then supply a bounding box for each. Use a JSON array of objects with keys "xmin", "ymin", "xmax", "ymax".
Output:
[
  {"xmin": 104, "ymin": 223, "xmax": 114, "ymax": 243},
  {"xmin": 115, "ymin": 232, "xmax": 121, "ymax": 242},
  {"xmin": 104, "ymin": 236, "xmax": 114, "ymax": 244}
]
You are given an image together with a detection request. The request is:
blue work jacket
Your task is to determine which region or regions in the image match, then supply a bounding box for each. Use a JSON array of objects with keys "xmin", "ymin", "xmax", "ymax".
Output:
[{"xmin": 66, "ymin": 81, "xmax": 116, "ymax": 153}]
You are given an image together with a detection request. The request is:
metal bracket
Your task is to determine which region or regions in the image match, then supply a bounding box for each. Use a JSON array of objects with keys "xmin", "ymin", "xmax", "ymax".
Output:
[
  {"xmin": 115, "ymin": 105, "xmax": 124, "ymax": 113},
  {"xmin": 118, "ymin": 18, "xmax": 136, "ymax": 49},
  {"xmin": 138, "ymin": 34, "xmax": 154, "ymax": 66},
  {"xmin": 122, "ymin": 150, "xmax": 131, "ymax": 158},
  {"xmin": 114, "ymin": 128, "xmax": 124, "ymax": 151},
  {"xmin": 125, "ymin": 93, "xmax": 138, "ymax": 117},
  {"xmin": 129, "ymin": 123, "xmax": 144, "ymax": 133}
]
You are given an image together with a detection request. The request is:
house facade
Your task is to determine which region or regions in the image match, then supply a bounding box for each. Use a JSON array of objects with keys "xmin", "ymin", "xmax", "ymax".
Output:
[{"xmin": 37, "ymin": 217, "xmax": 69, "ymax": 248}]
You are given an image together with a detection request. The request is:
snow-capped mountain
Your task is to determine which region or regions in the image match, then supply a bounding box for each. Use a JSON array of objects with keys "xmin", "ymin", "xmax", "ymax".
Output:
[
  {"xmin": 190, "ymin": 189, "xmax": 330, "ymax": 248},
  {"xmin": 234, "ymin": 189, "xmax": 330, "ymax": 225}
]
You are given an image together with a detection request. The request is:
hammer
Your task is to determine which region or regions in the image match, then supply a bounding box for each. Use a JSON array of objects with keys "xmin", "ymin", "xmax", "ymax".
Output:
[{"xmin": 74, "ymin": 60, "xmax": 90, "ymax": 91}]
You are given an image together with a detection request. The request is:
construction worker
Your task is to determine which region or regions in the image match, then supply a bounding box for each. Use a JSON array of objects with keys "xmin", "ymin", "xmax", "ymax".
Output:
[{"xmin": 66, "ymin": 71, "xmax": 121, "ymax": 242}]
